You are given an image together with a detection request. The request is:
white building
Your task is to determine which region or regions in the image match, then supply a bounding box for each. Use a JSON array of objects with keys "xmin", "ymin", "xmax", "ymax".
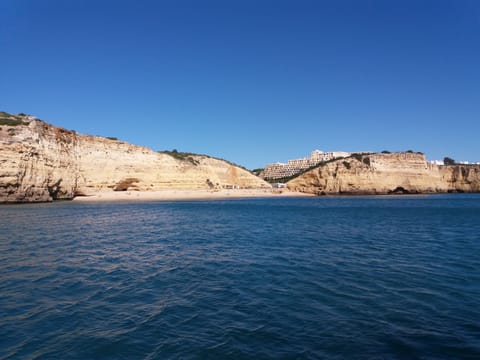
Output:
[{"xmin": 261, "ymin": 149, "xmax": 351, "ymax": 180}]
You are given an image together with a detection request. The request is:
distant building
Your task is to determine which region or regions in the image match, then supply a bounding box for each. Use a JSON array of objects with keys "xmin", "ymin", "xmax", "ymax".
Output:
[
  {"xmin": 430, "ymin": 160, "xmax": 480, "ymax": 166},
  {"xmin": 261, "ymin": 149, "xmax": 351, "ymax": 180},
  {"xmin": 310, "ymin": 149, "xmax": 351, "ymax": 162}
]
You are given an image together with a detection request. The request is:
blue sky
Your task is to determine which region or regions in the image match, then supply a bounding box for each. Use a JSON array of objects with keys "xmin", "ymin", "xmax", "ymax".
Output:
[{"xmin": 1, "ymin": 0, "xmax": 479, "ymax": 169}]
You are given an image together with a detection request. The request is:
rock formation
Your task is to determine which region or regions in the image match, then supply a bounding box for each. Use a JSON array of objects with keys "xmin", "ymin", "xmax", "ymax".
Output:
[
  {"xmin": 287, "ymin": 152, "xmax": 480, "ymax": 195},
  {"xmin": 0, "ymin": 113, "xmax": 270, "ymax": 203},
  {"xmin": 2, "ymin": 112, "xmax": 479, "ymax": 203}
]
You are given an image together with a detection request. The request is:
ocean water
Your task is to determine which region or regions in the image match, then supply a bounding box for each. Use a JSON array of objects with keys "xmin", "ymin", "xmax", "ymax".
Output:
[{"xmin": 1, "ymin": 195, "xmax": 479, "ymax": 359}]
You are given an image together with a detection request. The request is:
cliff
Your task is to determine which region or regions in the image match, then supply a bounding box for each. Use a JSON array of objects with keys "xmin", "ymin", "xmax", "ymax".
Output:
[
  {"xmin": 286, "ymin": 152, "xmax": 480, "ymax": 195},
  {"xmin": 0, "ymin": 113, "xmax": 270, "ymax": 203}
]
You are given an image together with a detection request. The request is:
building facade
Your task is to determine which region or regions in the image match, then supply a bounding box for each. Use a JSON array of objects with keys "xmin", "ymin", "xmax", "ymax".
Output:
[{"xmin": 261, "ymin": 150, "xmax": 351, "ymax": 180}]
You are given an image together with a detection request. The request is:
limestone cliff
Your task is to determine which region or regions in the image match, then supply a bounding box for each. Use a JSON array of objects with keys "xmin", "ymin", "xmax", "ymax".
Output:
[
  {"xmin": 0, "ymin": 113, "xmax": 270, "ymax": 203},
  {"xmin": 286, "ymin": 152, "xmax": 480, "ymax": 195}
]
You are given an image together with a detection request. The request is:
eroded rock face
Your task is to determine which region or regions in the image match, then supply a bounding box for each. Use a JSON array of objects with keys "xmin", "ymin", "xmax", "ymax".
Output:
[
  {"xmin": 286, "ymin": 152, "xmax": 480, "ymax": 195},
  {"xmin": 0, "ymin": 116, "xmax": 270, "ymax": 203},
  {"xmin": 440, "ymin": 165, "xmax": 480, "ymax": 193},
  {"xmin": 0, "ymin": 120, "xmax": 79, "ymax": 202}
]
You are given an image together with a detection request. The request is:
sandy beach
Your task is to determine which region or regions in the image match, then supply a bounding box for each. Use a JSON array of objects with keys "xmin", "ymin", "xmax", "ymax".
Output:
[{"xmin": 72, "ymin": 188, "xmax": 313, "ymax": 202}]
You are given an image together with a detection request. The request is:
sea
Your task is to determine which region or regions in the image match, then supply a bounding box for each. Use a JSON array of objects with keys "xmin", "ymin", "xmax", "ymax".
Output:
[{"xmin": 1, "ymin": 194, "xmax": 479, "ymax": 359}]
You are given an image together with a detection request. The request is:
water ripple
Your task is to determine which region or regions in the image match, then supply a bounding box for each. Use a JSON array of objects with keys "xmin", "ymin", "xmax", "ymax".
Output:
[{"xmin": 1, "ymin": 195, "xmax": 480, "ymax": 359}]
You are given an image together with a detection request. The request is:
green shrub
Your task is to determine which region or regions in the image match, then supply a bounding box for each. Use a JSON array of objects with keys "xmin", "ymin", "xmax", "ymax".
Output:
[
  {"xmin": 158, "ymin": 149, "xmax": 254, "ymax": 172},
  {"xmin": 363, "ymin": 157, "xmax": 371, "ymax": 166},
  {"xmin": 351, "ymin": 153, "xmax": 363, "ymax": 162},
  {"xmin": 159, "ymin": 150, "xmax": 201, "ymax": 166},
  {"xmin": 0, "ymin": 118, "xmax": 24, "ymax": 126},
  {"xmin": 381, "ymin": 150, "xmax": 391, "ymax": 154},
  {"xmin": 343, "ymin": 161, "xmax": 351, "ymax": 169},
  {"xmin": 106, "ymin": 137, "xmax": 118, "ymax": 141},
  {"xmin": 444, "ymin": 157, "xmax": 455, "ymax": 165}
]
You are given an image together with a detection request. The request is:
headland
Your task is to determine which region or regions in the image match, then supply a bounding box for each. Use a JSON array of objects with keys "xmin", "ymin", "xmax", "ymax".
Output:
[{"xmin": 1, "ymin": 111, "xmax": 479, "ymax": 203}]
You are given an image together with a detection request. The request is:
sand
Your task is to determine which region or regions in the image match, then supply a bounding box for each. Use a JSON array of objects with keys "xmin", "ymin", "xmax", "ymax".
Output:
[{"xmin": 72, "ymin": 188, "xmax": 313, "ymax": 202}]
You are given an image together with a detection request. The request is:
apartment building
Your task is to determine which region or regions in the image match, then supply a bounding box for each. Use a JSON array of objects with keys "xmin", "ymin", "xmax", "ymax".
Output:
[{"xmin": 261, "ymin": 150, "xmax": 351, "ymax": 180}]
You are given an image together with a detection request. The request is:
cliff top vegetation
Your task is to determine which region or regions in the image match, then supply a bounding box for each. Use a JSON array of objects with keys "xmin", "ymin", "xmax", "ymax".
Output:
[
  {"xmin": 159, "ymin": 149, "xmax": 249, "ymax": 172},
  {"xmin": 158, "ymin": 149, "xmax": 200, "ymax": 165},
  {"xmin": 0, "ymin": 111, "xmax": 29, "ymax": 126}
]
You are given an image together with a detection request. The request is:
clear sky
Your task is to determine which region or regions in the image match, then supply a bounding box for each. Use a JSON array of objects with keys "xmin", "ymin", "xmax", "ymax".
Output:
[{"xmin": 1, "ymin": 0, "xmax": 479, "ymax": 169}]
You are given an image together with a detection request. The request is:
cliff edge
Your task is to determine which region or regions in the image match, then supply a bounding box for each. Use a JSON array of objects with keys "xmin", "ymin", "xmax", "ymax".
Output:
[
  {"xmin": 286, "ymin": 152, "xmax": 480, "ymax": 195},
  {"xmin": 0, "ymin": 113, "xmax": 270, "ymax": 203}
]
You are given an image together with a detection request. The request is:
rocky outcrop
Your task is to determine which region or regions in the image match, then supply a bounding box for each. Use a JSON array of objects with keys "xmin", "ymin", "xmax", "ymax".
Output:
[
  {"xmin": 286, "ymin": 152, "xmax": 480, "ymax": 195},
  {"xmin": 0, "ymin": 114, "xmax": 270, "ymax": 203},
  {"xmin": 439, "ymin": 164, "xmax": 480, "ymax": 193}
]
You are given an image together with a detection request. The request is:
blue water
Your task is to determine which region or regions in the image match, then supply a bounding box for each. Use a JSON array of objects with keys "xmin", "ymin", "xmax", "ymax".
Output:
[{"xmin": 1, "ymin": 195, "xmax": 479, "ymax": 359}]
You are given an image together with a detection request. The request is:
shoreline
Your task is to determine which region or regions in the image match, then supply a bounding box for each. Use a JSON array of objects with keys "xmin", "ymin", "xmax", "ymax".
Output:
[
  {"xmin": 72, "ymin": 188, "xmax": 314, "ymax": 202},
  {"xmin": 2, "ymin": 190, "xmax": 478, "ymax": 205}
]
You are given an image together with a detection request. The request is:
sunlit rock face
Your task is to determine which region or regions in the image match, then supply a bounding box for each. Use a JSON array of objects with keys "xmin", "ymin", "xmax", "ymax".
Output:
[
  {"xmin": 0, "ymin": 114, "xmax": 270, "ymax": 203},
  {"xmin": 286, "ymin": 152, "xmax": 480, "ymax": 195}
]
